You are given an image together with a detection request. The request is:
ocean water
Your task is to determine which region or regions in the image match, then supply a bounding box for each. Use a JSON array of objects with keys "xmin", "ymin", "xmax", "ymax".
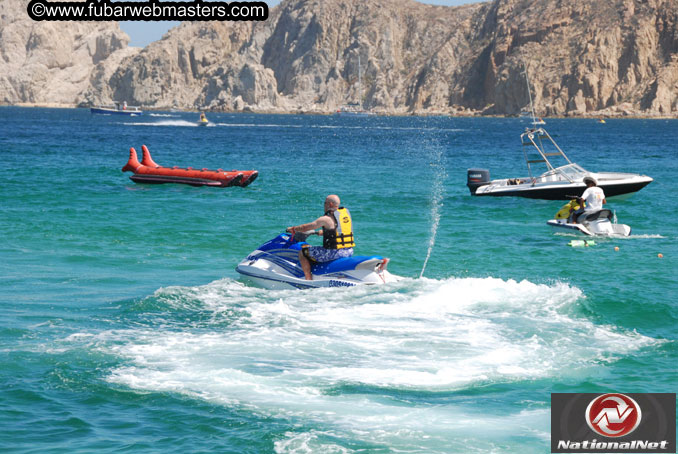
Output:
[{"xmin": 0, "ymin": 106, "xmax": 676, "ymax": 453}]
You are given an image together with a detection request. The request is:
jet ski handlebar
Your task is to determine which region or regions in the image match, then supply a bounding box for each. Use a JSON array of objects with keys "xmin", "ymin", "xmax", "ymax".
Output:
[{"xmin": 287, "ymin": 229, "xmax": 320, "ymax": 243}]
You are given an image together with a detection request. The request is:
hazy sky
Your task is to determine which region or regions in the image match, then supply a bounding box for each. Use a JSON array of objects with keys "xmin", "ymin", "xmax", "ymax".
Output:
[{"xmin": 119, "ymin": 0, "xmax": 488, "ymax": 47}]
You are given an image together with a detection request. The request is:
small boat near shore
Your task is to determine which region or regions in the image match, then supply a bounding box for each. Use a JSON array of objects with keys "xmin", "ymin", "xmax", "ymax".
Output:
[
  {"xmin": 334, "ymin": 54, "xmax": 374, "ymax": 117},
  {"xmin": 335, "ymin": 103, "xmax": 374, "ymax": 117},
  {"xmin": 122, "ymin": 145, "xmax": 258, "ymax": 187},
  {"xmin": 91, "ymin": 102, "xmax": 142, "ymax": 116}
]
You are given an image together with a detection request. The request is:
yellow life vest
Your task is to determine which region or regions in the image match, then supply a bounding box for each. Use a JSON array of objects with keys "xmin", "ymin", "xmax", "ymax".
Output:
[
  {"xmin": 555, "ymin": 200, "xmax": 580, "ymax": 219},
  {"xmin": 323, "ymin": 207, "xmax": 355, "ymax": 249}
]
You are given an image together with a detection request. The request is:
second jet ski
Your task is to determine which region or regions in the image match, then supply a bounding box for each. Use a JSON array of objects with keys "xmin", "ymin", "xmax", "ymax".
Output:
[
  {"xmin": 547, "ymin": 200, "xmax": 631, "ymax": 237},
  {"xmin": 235, "ymin": 232, "xmax": 400, "ymax": 289}
]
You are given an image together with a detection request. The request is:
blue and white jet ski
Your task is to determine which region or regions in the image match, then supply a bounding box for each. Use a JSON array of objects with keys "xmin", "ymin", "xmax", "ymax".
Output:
[{"xmin": 235, "ymin": 232, "xmax": 400, "ymax": 289}]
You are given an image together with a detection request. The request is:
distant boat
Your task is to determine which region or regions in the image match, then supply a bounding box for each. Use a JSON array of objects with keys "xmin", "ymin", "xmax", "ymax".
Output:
[
  {"xmin": 198, "ymin": 112, "xmax": 209, "ymax": 126},
  {"xmin": 91, "ymin": 102, "xmax": 142, "ymax": 116},
  {"xmin": 598, "ymin": 118, "xmax": 606, "ymax": 124},
  {"xmin": 335, "ymin": 103, "xmax": 374, "ymax": 117},
  {"xmin": 336, "ymin": 54, "xmax": 374, "ymax": 116},
  {"xmin": 521, "ymin": 112, "xmax": 545, "ymax": 125}
]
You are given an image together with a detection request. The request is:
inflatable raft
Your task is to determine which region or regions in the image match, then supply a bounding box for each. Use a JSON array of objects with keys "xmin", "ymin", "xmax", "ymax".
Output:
[{"xmin": 122, "ymin": 145, "xmax": 258, "ymax": 187}]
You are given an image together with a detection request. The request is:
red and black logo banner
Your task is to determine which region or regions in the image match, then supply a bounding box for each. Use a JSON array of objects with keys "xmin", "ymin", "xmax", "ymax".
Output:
[{"xmin": 551, "ymin": 393, "xmax": 675, "ymax": 453}]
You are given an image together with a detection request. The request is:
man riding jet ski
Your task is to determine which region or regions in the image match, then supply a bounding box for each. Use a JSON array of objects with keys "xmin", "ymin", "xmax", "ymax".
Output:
[
  {"xmin": 546, "ymin": 178, "xmax": 630, "ymax": 236},
  {"xmin": 288, "ymin": 194, "xmax": 355, "ymax": 281},
  {"xmin": 547, "ymin": 204, "xmax": 631, "ymax": 236},
  {"xmin": 235, "ymin": 195, "xmax": 399, "ymax": 289}
]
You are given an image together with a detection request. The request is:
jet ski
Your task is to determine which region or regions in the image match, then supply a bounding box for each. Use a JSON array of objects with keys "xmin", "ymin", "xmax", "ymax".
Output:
[
  {"xmin": 235, "ymin": 232, "xmax": 400, "ymax": 289},
  {"xmin": 547, "ymin": 201, "xmax": 631, "ymax": 236}
]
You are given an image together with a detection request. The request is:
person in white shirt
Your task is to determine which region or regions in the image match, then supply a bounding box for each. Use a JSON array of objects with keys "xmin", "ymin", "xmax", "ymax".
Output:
[{"xmin": 572, "ymin": 176, "xmax": 606, "ymax": 223}]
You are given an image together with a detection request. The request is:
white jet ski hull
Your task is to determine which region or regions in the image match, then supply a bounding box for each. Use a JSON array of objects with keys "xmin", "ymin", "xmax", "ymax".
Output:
[
  {"xmin": 237, "ymin": 261, "xmax": 399, "ymax": 290},
  {"xmin": 236, "ymin": 233, "xmax": 401, "ymax": 290},
  {"xmin": 547, "ymin": 217, "xmax": 631, "ymax": 237}
]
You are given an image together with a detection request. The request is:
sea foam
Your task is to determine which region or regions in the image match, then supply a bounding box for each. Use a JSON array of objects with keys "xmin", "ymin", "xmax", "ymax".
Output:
[{"xmin": 92, "ymin": 277, "xmax": 660, "ymax": 451}]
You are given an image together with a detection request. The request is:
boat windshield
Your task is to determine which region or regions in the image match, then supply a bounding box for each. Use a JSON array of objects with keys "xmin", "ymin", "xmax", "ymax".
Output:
[
  {"xmin": 555, "ymin": 163, "xmax": 587, "ymax": 179},
  {"xmin": 538, "ymin": 163, "xmax": 588, "ymax": 182}
]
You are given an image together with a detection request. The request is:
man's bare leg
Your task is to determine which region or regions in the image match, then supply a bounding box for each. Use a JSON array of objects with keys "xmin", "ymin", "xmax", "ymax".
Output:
[{"xmin": 298, "ymin": 250, "xmax": 313, "ymax": 280}]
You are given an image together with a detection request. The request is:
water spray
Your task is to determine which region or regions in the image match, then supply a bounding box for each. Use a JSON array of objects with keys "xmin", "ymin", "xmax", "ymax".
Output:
[{"xmin": 420, "ymin": 148, "xmax": 446, "ymax": 278}]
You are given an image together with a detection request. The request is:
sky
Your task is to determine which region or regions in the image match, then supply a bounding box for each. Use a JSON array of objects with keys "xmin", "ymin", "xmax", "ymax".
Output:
[{"xmin": 119, "ymin": 0, "xmax": 488, "ymax": 47}]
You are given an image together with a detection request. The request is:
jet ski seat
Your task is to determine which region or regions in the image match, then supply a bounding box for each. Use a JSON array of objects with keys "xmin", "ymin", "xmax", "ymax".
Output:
[{"xmin": 581, "ymin": 209, "xmax": 613, "ymax": 222}]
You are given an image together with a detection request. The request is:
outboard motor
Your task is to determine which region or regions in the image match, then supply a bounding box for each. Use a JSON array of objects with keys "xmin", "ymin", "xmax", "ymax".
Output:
[{"xmin": 467, "ymin": 168, "xmax": 490, "ymax": 194}]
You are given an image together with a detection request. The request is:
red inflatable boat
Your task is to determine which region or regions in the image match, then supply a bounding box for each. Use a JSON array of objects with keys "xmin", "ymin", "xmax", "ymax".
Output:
[{"xmin": 122, "ymin": 145, "xmax": 258, "ymax": 187}]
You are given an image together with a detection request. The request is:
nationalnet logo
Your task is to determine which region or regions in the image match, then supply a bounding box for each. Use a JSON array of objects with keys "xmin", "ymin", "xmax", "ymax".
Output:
[
  {"xmin": 551, "ymin": 393, "xmax": 676, "ymax": 453},
  {"xmin": 586, "ymin": 394, "xmax": 642, "ymax": 438}
]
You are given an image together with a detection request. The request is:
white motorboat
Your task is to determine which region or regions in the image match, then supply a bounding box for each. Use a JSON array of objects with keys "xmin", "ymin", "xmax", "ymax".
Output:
[
  {"xmin": 467, "ymin": 127, "xmax": 653, "ymax": 200},
  {"xmin": 236, "ymin": 232, "xmax": 400, "ymax": 290},
  {"xmin": 468, "ymin": 66, "xmax": 651, "ymax": 200},
  {"xmin": 90, "ymin": 102, "xmax": 142, "ymax": 116}
]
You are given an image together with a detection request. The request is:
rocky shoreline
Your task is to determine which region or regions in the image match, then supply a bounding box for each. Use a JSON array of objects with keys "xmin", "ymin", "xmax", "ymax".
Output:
[
  {"xmin": 7, "ymin": 101, "xmax": 677, "ymax": 119},
  {"xmin": 2, "ymin": 0, "xmax": 677, "ymax": 117}
]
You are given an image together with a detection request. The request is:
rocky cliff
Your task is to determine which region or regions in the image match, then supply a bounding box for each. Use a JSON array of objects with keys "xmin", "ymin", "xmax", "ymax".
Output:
[
  {"xmin": 2, "ymin": 0, "xmax": 677, "ymax": 116},
  {"xmin": 0, "ymin": 0, "xmax": 138, "ymax": 106},
  {"xmin": 471, "ymin": 0, "xmax": 678, "ymax": 116}
]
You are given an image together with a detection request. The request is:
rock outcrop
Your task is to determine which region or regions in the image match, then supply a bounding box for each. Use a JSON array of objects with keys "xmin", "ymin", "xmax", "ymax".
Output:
[
  {"xmin": 0, "ymin": 0, "xmax": 138, "ymax": 106},
  {"xmin": 467, "ymin": 0, "xmax": 678, "ymax": 116},
  {"xmin": 2, "ymin": 0, "xmax": 678, "ymax": 116}
]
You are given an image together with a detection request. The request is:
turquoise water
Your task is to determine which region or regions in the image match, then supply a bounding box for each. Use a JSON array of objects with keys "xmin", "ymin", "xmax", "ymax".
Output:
[{"xmin": 1, "ymin": 107, "xmax": 676, "ymax": 453}]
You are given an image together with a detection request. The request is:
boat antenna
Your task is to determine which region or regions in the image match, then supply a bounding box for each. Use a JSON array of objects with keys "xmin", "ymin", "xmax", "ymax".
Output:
[
  {"xmin": 523, "ymin": 64, "xmax": 538, "ymax": 126},
  {"xmin": 358, "ymin": 53, "xmax": 362, "ymax": 110}
]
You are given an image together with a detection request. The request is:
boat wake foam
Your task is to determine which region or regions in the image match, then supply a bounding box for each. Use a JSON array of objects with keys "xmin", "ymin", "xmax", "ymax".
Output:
[
  {"xmin": 66, "ymin": 276, "xmax": 661, "ymax": 452},
  {"xmin": 102, "ymin": 276, "xmax": 659, "ymax": 389},
  {"xmin": 125, "ymin": 120, "xmax": 201, "ymax": 127}
]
